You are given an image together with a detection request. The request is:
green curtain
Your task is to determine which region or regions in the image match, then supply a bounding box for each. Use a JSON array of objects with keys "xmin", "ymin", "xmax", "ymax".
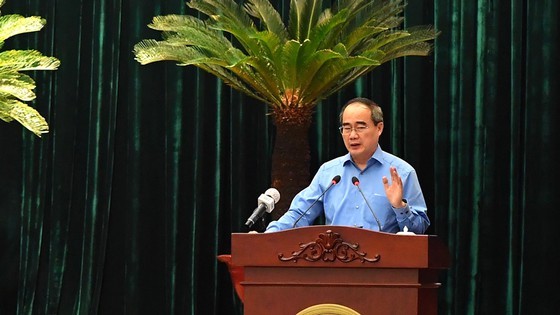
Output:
[
  {"xmin": 0, "ymin": 0, "xmax": 558, "ymax": 314},
  {"xmin": 432, "ymin": 0, "xmax": 560, "ymax": 314}
]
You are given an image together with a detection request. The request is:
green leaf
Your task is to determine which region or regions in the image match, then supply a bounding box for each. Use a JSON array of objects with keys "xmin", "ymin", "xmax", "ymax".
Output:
[
  {"xmin": 288, "ymin": 0, "xmax": 323, "ymax": 41},
  {"xmin": 0, "ymin": 15, "xmax": 45, "ymax": 42},
  {"xmin": 0, "ymin": 96, "xmax": 48, "ymax": 137},
  {"xmin": 379, "ymin": 26, "xmax": 440, "ymax": 55},
  {"xmin": 188, "ymin": 0, "xmax": 261, "ymax": 55},
  {"xmin": 0, "ymin": 50, "xmax": 60, "ymax": 71},
  {"xmin": 304, "ymin": 8, "xmax": 349, "ymax": 52},
  {"xmin": 0, "ymin": 70, "xmax": 36, "ymax": 101},
  {"xmin": 381, "ymin": 42, "xmax": 434, "ymax": 63},
  {"xmin": 248, "ymin": 30, "xmax": 284, "ymax": 68},
  {"xmin": 135, "ymin": 0, "xmax": 440, "ymax": 113},
  {"xmin": 244, "ymin": 0, "xmax": 288, "ymax": 42},
  {"xmin": 280, "ymin": 39, "xmax": 303, "ymax": 90},
  {"xmin": 343, "ymin": 25, "xmax": 387, "ymax": 52},
  {"xmin": 361, "ymin": 30, "xmax": 411, "ymax": 52},
  {"xmin": 304, "ymin": 55, "xmax": 380, "ymax": 102},
  {"xmin": 0, "ymin": 5, "xmax": 59, "ymax": 136},
  {"xmin": 134, "ymin": 39, "xmax": 229, "ymax": 66}
]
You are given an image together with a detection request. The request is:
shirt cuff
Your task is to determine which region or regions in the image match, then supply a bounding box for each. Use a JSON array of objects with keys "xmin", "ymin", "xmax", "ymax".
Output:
[
  {"xmin": 392, "ymin": 200, "xmax": 411, "ymax": 219},
  {"xmin": 264, "ymin": 225, "xmax": 278, "ymax": 233}
]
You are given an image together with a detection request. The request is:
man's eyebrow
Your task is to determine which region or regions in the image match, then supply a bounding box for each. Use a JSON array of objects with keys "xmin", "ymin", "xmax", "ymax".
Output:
[{"xmin": 342, "ymin": 121, "xmax": 368, "ymax": 126}]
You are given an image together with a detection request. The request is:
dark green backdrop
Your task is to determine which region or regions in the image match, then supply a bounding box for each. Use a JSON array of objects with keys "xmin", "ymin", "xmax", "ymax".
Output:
[{"xmin": 1, "ymin": 0, "xmax": 558, "ymax": 314}]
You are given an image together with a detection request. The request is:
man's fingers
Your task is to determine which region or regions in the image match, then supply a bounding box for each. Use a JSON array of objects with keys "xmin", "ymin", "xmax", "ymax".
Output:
[
  {"xmin": 382, "ymin": 176, "xmax": 389, "ymax": 187},
  {"xmin": 391, "ymin": 167, "xmax": 402, "ymax": 185}
]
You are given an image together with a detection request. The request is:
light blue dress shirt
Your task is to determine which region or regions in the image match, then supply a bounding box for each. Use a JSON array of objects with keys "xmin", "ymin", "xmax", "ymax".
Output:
[{"xmin": 266, "ymin": 145, "xmax": 430, "ymax": 234}]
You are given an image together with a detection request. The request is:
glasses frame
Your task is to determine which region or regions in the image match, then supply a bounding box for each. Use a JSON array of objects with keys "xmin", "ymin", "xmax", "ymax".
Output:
[{"xmin": 338, "ymin": 125, "xmax": 370, "ymax": 135}]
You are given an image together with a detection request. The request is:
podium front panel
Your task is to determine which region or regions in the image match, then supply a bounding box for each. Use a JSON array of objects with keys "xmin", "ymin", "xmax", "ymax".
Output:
[{"xmin": 229, "ymin": 226, "xmax": 449, "ymax": 315}]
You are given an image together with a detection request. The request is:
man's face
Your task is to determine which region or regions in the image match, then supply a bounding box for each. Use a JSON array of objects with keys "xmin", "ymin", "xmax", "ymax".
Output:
[{"xmin": 340, "ymin": 103, "xmax": 383, "ymax": 164}]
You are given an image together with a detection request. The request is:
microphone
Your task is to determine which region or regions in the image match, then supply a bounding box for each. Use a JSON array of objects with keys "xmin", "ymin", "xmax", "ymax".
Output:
[
  {"xmin": 352, "ymin": 176, "xmax": 382, "ymax": 231},
  {"xmin": 245, "ymin": 188, "xmax": 281, "ymax": 228},
  {"xmin": 292, "ymin": 175, "xmax": 341, "ymax": 228}
]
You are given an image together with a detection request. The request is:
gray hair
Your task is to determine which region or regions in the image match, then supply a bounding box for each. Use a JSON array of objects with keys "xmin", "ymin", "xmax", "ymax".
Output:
[{"xmin": 339, "ymin": 97, "xmax": 384, "ymax": 125}]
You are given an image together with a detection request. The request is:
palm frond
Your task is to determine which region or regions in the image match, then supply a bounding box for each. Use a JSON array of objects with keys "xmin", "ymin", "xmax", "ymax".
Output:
[
  {"xmin": 360, "ymin": 0, "xmax": 406, "ymax": 28},
  {"xmin": 343, "ymin": 25, "xmax": 388, "ymax": 53},
  {"xmin": 333, "ymin": 49, "xmax": 387, "ymax": 89},
  {"xmin": 134, "ymin": 39, "xmax": 281, "ymax": 106},
  {"xmin": 188, "ymin": 0, "xmax": 262, "ymax": 55},
  {"xmin": 248, "ymin": 30, "xmax": 283, "ymax": 68},
  {"xmin": 296, "ymin": 48, "xmax": 347, "ymax": 102},
  {"xmin": 333, "ymin": 0, "xmax": 366, "ymax": 13},
  {"xmin": 280, "ymin": 39, "xmax": 303, "ymax": 92},
  {"xmin": 190, "ymin": 0, "xmax": 254, "ymax": 28},
  {"xmin": 305, "ymin": 8, "xmax": 350, "ymax": 52},
  {"xmin": 336, "ymin": 0, "xmax": 404, "ymax": 58},
  {"xmin": 0, "ymin": 4, "xmax": 59, "ymax": 137},
  {"xmin": 360, "ymin": 30, "xmax": 411, "ymax": 52},
  {"xmin": 0, "ymin": 96, "xmax": 48, "ymax": 136},
  {"xmin": 0, "ymin": 70, "xmax": 36, "ymax": 101},
  {"xmin": 135, "ymin": 0, "xmax": 439, "ymax": 113},
  {"xmin": 199, "ymin": 63, "xmax": 271, "ymax": 104},
  {"xmin": 381, "ymin": 42, "xmax": 434, "ymax": 63},
  {"xmin": 379, "ymin": 26, "xmax": 440, "ymax": 55},
  {"xmin": 288, "ymin": 0, "xmax": 323, "ymax": 41},
  {"xmin": 244, "ymin": 0, "xmax": 288, "ymax": 42},
  {"xmin": 303, "ymin": 54, "xmax": 380, "ymax": 103},
  {"xmin": 134, "ymin": 39, "xmax": 231, "ymax": 66},
  {"xmin": 230, "ymin": 58, "xmax": 283, "ymax": 106},
  {"xmin": 148, "ymin": 14, "xmax": 206, "ymax": 31},
  {"xmin": 0, "ymin": 50, "xmax": 60, "ymax": 71},
  {"xmin": 0, "ymin": 14, "xmax": 45, "ymax": 42},
  {"xmin": 150, "ymin": 15, "xmax": 234, "ymax": 52},
  {"xmin": 0, "ymin": 112, "xmax": 13, "ymax": 122}
]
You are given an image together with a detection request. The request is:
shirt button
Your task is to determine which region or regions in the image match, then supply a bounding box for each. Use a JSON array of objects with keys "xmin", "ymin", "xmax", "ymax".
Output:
[{"xmin": 355, "ymin": 205, "xmax": 359, "ymax": 209}]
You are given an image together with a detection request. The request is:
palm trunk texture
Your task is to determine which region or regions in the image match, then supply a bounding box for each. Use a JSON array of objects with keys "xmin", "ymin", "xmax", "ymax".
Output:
[{"xmin": 270, "ymin": 107, "xmax": 313, "ymax": 220}]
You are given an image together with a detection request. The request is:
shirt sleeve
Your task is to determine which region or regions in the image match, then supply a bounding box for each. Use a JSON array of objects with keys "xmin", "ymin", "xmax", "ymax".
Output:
[
  {"xmin": 265, "ymin": 166, "xmax": 327, "ymax": 233},
  {"xmin": 392, "ymin": 169, "xmax": 430, "ymax": 234}
]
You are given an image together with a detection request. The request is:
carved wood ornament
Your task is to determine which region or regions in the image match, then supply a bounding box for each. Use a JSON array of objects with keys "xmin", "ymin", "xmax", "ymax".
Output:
[{"xmin": 278, "ymin": 230, "xmax": 380, "ymax": 263}]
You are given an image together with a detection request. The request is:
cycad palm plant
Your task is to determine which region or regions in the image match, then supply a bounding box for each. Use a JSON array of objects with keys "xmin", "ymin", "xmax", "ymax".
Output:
[
  {"xmin": 134, "ymin": 0, "xmax": 439, "ymax": 217},
  {"xmin": 0, "ymin": 0, "xmax": 60, "ymax": 137}
]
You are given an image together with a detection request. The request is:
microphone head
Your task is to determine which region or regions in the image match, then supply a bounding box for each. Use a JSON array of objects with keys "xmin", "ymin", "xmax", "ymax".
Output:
[
  {"xmin": 265, "ymin": 188, "xmax": 281, "ymax": 203},
  {"xmin": 332, "ymin": 175, "xmax": 341, "ymax": 184},
  {"xmin": 351, "ymin": 176, "xmax": 360, "ymax": 185}
]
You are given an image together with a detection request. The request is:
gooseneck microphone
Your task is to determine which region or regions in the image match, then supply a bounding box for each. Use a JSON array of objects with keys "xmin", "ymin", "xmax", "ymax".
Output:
[
  {"xmin": 292, "ymin": 175, "xmax": 341, "ymax": 228},
  {"xmin": 351, "ymin": 176, "xmax": 382, "ymax": 231},
  {"xmin": 245, "ymin": 188, "xmax": 281, "ymax": 228}
]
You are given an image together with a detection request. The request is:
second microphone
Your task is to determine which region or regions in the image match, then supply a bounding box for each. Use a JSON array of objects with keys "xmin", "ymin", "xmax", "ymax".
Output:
[{"xmin": 292, "ymin": 175, "xmax": 341, "ymax": 228}]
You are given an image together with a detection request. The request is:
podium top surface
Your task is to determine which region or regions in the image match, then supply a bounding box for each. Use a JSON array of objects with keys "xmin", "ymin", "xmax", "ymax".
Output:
[{"xmin": 231, "ymin": 226, "xmax": 450, "ymax": 269}]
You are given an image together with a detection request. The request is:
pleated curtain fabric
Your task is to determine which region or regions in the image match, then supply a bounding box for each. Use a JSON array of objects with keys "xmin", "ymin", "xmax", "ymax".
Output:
[{"xmin": 0, "ymin": 1, "xmax": 558, "ymax": 314}]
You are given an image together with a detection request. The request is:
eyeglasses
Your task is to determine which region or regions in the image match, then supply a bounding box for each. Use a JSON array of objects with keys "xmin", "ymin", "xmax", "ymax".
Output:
[{"xmin": 338, "ymin": 125, "xmax": 369, "ymax": 135}]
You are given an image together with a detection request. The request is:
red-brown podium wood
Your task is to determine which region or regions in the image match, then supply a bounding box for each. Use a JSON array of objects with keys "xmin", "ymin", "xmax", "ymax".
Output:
[{"xmin": 222, "ymin": 226, "xmax": 450, "ymax": 315}]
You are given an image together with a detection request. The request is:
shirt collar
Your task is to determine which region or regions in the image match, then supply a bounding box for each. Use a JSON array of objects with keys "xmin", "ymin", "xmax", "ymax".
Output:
[{"xmin": 342, "ymin": 145, "xmax": 384, "ymax": 167}]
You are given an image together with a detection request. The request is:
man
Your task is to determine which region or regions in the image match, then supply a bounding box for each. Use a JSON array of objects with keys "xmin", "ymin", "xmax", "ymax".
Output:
[{"xmin": 265, "ymin": 97, "xmax": 430, "ymax": 234}]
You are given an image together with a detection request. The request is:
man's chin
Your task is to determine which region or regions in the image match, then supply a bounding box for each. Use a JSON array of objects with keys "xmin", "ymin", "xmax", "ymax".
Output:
[
  {"xmin": 349, "ymin": 150, "xmax": 364, "ymax": 159},
  {"xmin": 349, "ymin": 146, "xmax": 362, "ymax": 153}
]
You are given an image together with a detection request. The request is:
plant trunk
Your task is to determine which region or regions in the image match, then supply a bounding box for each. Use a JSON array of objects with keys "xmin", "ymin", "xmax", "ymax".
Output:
[{"xmin": 270, "ymin": 107, "xmax": 313, "ymax": 220}]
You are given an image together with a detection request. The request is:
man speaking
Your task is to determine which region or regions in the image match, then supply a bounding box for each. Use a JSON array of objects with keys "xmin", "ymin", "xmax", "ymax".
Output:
[{"xmin": 265, "ymin": 97, "xmax": 430, "ymax": 234}]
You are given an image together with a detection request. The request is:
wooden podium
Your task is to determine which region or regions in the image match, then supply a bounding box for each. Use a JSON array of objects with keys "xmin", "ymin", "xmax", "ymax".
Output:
[{"xmin": 222, "ymin": 226, "xmax": 450, "ymax": 315}]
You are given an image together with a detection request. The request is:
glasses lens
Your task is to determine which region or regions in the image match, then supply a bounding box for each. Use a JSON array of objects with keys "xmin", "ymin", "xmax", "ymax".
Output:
[{"xmin": 339, "ymin": 126, "xmax": 368, "ymax": 134}]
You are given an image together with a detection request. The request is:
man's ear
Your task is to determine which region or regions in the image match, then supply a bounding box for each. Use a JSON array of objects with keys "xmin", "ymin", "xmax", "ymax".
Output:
[{"xmin": 376, "ymin": 121, "xmax": 384, "ymax": 134}]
